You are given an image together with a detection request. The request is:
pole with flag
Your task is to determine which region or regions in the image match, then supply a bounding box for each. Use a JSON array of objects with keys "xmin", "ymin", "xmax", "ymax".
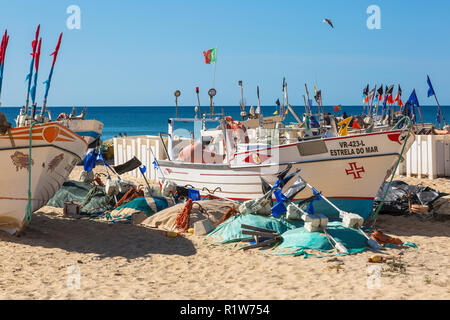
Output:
[
  {"xmin": 427, "ymin": 75, "xmax": 447, "ymax": 128},
  {"xmin": 406, "ymin": 89, "xmax": 422, "ymax": 126},
  {"xmin": 203, "ymin": 46, "xmax": 217, "ymax": 89},
  {"xmin": 367, "ymin": 85, "xmax": 376, "ymax": 117},
  {"xmin": 25, "ymin": 25, "xmax": 40, "ymax": 115},
  {"xmin": 304, "ymin": 84, "xmax": 311, "ymax": 115},
  {"xmin": 362, "ymin": 84, "xmax": 369, "ymax": 114},
  {"xmin": 0, "ymin": 29, "xmax": 9, "ymax": 108},
  {"xmin": 41, "ymin": 33, "xmax": 62, "ymax": 116},
  {"xmin": 394, "ymin": 85, "xmax": 403, "ymax": 112},
  {"xmin": 30, "ymin": 38, "xmax": 42, "ymax": 108}
]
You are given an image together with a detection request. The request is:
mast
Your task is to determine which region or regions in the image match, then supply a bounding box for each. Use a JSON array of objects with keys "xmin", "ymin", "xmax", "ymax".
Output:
[{"xmin": 42, "ymin": 32, "xmax": 62, "ymax": 116}]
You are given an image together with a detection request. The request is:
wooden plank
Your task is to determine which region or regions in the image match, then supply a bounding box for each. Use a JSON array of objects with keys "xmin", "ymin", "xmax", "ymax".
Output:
[
  {"xmin": 242, "ymin": 230, "xmax": 280, "ymax": 239},
  {"xmin": 241, "ymin": 224, "xmax": 278, "ymax": 234},
  {"xmin": 242, "ymin": 238, "xmax": 280, "ymax": 251},
  {"xmin": 428, "ymin": 135, "xmax": 437, "ymax": 179},
  {"xmin": 444, "ymin": 138, "xmax": 450, "ymax": 177},
  {"xmin": 406, "ymin": 147, "xmax": 412, "ymax": 177},
  {"xmin": 113, "ymin": 138, "xmax": 118, "ymax": 167},
  {"xmin": 416, "ymin": 135, "xmax": 422, "ymax": 179}
]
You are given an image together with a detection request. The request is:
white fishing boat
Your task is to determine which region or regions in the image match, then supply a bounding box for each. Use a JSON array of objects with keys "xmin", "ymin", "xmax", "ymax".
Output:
[
  {"xmin": 157, "ymin": 117, "xmax": 415, "ymax": 220},
  {"xmin": 0, "ymin": 121, "xmax": 87, "ymax": 234}
]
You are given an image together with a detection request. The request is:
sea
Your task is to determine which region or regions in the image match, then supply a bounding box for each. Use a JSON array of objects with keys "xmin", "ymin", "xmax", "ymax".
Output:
[{"xmin": 2, "ymin": 105, "xmax": 450, "ymax": 141}]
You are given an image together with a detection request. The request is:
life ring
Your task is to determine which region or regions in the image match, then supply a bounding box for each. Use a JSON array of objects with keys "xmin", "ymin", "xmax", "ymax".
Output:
[
  {"xmin": 56, "ymin": 113, "xmax": 68, "ymax": 121},
  {"xmin": 225, "ymin": 116, "xmax": 250, "ymax": 144}
]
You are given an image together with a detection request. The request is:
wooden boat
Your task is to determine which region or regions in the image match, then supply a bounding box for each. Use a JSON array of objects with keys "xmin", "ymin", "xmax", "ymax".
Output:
[
  {"xmin": 157, "ymin": 117, "xmax": 415, "ymax": 220},
  {"xmin": 16, "ymin": 107, "xmax": 103, "ymax": 147},
  {"xmin": 0, "ymin": 121, "xmax": 87, "ymax": 234}
]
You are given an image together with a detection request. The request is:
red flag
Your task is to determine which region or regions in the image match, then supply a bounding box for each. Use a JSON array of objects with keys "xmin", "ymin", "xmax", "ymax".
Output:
[
  {"xmin": 34, "ymin": 38, "xmax": 42, "ymax": 72},
  {"xmin": 387, "ymin": 94, "xmax": 394, "ymax": 104},
  {"xmin": 31, "ymin": 25, "xmax": 40, "ymax": 56},
  {"xmin": 0, "ymin": 30, "xmax": 8, "ymax": 64},
  {"xmin": 203, "ymin": 49, "xmax": 212, "ymax": 64},
  {"xmin": 398, "ymin": 98, "xmax": 404, "ymax": 107},
  {"xmin": 334, "ymin": 105, "xmax": 341, "ymax": 111},
  {"xmin": 50, "ymin": 33, "xmax": 63, "ymax": 67},
  {"xmin": 352, "ymin": 120, "xmax": 360, "ymax": 129},
  {"xmin": 378, "ymin": 94, "xmax": 383, "ymax": 102}
]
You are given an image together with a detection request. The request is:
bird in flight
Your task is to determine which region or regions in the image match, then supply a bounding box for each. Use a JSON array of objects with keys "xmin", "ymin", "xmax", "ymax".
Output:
[{"xmin": 323, "ymin": 19, "xmax": 334, "ymax": 28}]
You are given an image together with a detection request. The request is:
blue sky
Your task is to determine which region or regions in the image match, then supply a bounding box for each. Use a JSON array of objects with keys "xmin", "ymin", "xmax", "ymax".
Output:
[{"xmin": 0, "ymin": 0, "xmax": 449, "ymax": 107}]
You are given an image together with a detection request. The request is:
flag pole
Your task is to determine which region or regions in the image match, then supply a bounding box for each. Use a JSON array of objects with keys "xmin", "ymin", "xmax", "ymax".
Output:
[
  {"xmin": 213, "ymin": 46, "xmax": 217, "ymax": 89},
  {"xmin": 432, "ymin": 91, "xmax": 447, "ymax": 127},
  {"xmin": 0, "ymin": 30, "xmax": 9, "ymax": 109},
  {"xmin": 414, "ymin": 89, "xmax": 424, "ymax": 127},
  {"xmin": 25, "ymin": 25, "xmax": 40, "ymax": 116},
  {"xmin": 368, "ymin": 85, "xmax": 377, "ymax": 117},
  {"xmin": 42, "ymin": 32, "xmax": 62, "ymax": 116},
  {"xmin": 302, "ymin": 95, "xmax": 308, "ymax": 115}
]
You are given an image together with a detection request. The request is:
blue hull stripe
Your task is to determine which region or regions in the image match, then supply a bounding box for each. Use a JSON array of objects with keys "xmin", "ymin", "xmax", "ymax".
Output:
[{"xmin": 75, "ymin": 131, "xmax": 101, "ymax": 138}]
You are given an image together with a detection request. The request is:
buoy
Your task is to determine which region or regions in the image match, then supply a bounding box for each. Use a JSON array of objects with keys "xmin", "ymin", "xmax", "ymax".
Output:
[
  {"xmin": 166, "ymin": 231, "xmax": 178, "ymax": 238},
  {"xmin": 188, "ymin": 228, "xmax": 194, "ymax": 234}
]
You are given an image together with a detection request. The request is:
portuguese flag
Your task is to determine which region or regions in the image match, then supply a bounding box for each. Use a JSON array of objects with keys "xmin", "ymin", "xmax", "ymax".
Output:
[
  {"xmin": 334, "ymin": 105, "xmax": 342, "ymax": 111},
  {"xmin": 203, "ymin": 48, "xmax": 216, "ymax": 64}
]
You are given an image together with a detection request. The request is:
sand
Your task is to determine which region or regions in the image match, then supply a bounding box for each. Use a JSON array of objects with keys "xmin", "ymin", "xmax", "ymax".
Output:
[{"xmin": 0, "ymin": 166, "xmax": 449, "ymax": 300}]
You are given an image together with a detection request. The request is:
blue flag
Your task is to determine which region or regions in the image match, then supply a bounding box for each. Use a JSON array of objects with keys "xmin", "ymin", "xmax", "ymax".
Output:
[
  {"xmin": 84, "ymin": 150, "xmax": 97, "ymax": 172},
  {"xmin": 139, "ymin": 165, "xmax": 146, "ymax": 174},
  {"xmin": 271, "ymin": 202, "xmax": 287, "ymax": 217},
  {"xmin": 152, "ymin": 160, "xmax": 159, "ymax": 169},
  {"xmin": 427, "ymin": 75, "xmax": 435, "ymax": 97},
  {"xmin": 311, "ymin": 187, "xmax": 323, "ymax": 201}
]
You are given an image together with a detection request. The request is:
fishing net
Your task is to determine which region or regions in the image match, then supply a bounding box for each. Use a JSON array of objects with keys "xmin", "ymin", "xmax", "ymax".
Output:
[
  {"xmin": 274, "ymin": 221, "xmax": 368, "ymax": 256},
  {"xmin": 208, "ymin": 214, "xmax": 371, "ymax": 257},
  {"xmin": 107, "ymin": 196, "xmax": 172, "ymax": 223},
  {"xmin": 47, "ymin": 180, "xmax": 114, "ymax": 215},
  {"xmin": 208, "ymin": 214, "xmax": 302, "ymax": 244}
]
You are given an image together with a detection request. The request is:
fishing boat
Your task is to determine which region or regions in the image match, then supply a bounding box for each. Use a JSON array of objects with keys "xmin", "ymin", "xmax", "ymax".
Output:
[
  {"xmin": 156, "ymin": 116, "xmax": 415, "ymax": 220},
  {"xmin": 0, "ymin": 121, "xmax": 87, "ymax": 234},
  {"xmin": 13, "ymin": 29, "xmax": 103, "ymax": 147},
  {"xmin": 16, "ymin": 106, "xmax": 104, "ymax": 147}
]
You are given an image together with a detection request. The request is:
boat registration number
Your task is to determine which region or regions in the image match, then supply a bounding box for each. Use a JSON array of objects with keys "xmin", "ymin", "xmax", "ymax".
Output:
[{"xmin": 329, "ymin": 140, "xmax": 379, "ymax": 156}]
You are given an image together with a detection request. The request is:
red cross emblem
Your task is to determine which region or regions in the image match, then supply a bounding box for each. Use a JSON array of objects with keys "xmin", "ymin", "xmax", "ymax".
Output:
[{"xmin": 345, "ymin": 162, "xmax": 365, "ymax": 179}]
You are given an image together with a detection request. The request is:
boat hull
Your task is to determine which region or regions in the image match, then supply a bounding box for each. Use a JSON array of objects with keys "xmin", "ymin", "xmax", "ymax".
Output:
[
  {"xmin": 57, "ymin": 119, "xmax": 104, "ymax": 146},
  {"xmin": 158, "ymin": 129, "xmax": 415, "ymax": 220},
  {"xmin": 0, "ymin": 123, "xmax": 87, "ymax": 234}
]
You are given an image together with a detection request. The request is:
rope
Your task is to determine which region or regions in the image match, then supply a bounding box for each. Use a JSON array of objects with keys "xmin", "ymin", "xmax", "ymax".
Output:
[
  {"xmin": 114, "ymin": 187, "xmax": 144, "ymax": 208},
  {"xmin": 174, "ymin": 199, "xmax": 193, "ymax": 232},
  {"xmin": 214, "ymin": 207, "xmax": 237, "ymax": 228},
  {"xmin": 25, "ymin": 123, "xmax": 36, "ymax": 223},
  {"xmin": 370, "ymin": 116, "xmax": 412, "ymax": 227}
]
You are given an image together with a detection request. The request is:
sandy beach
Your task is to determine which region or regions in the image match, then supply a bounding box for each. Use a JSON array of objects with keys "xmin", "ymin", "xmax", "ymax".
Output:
[{"xmin": 0, "ymin": 166, "xmax": 448, "ymax": 300}]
